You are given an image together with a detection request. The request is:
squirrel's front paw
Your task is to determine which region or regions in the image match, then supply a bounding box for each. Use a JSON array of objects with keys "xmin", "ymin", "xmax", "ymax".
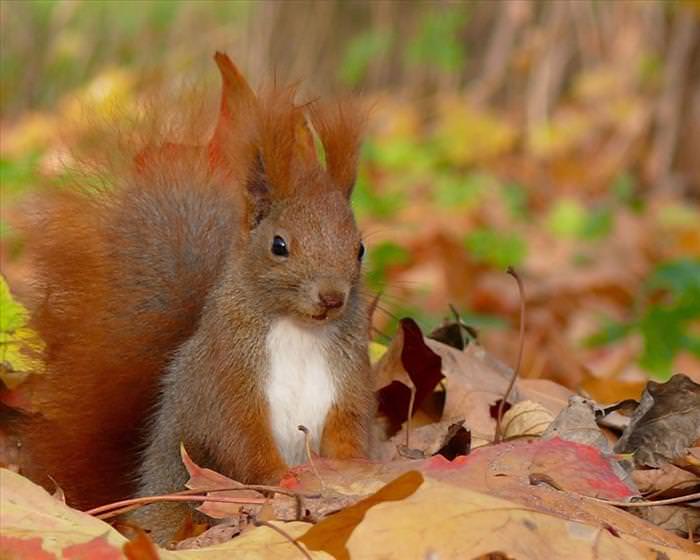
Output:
[{"xmin": 257, "ymin": 464, "xmax": 290, "ymax": 486}]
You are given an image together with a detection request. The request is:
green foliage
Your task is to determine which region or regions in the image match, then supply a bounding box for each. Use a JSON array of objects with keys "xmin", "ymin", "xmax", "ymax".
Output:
[
  {"xmin": 433, "ymin": 104, "xmax": 517, "ymax": 167},
  {"xmin": 0, "ymin": 276, "xmax": 45, "ymax": 389},
  {"xmin": 0, "ymin": 277, "xmax": 27, "ymax": 334},
  {"xmin": 611, "ymin": 172, "xmax": 644, "ymax": 212},
  {"xmin": 0, "ymin": 153, "xmax": 41, "ymax": 198},
  {"xmin": 352, "ymin": 170, "xmax": 406, "ymax": 219},
  {"xmin": 340, "ymin": 30, "xmax": 392, "ymax": 86},
  {"xmin": 433, "ymin": 172, "xmax": 485, "ymax": 210},
  {"xmin": 590, "ymin": 259, "xmax": 700, "ymax": 379},
  {"xmin": 502, "ymin": 182, "xmax": 530, "ymax": 221},
  {"xmin": 365, "ymin": 242, "xmax": 411, "ymax": 290},
  {"xmin": 406, "ymin": 9, "xmax": 468, "ymax": 72},
  {"xmin": 365, "ymin": 137, "xmax": 438, "ymax": 175},
  {"xmin": 465, "ymin": 229, "xmax": 527, "ymax": 269},
  {"xmin": 586, "ymin": 320, "xmax": 633, "ymax": 347},
  {"xmin": 546, "ymin": 199, "xmax": 614, "ymax": 240}
]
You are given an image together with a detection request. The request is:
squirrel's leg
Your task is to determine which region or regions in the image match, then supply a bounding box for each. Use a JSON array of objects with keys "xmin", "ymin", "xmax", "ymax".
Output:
[
  {"xmin": 320, "ymin": 403, "xmax": 370, "ymax": 459},
  {"xmin": 129, "ymin": 412, "xmax": 194, "ymax": 546},
  {"xmin": 209, "ymin": 399, "xmax": 290, "ymax": 486}
]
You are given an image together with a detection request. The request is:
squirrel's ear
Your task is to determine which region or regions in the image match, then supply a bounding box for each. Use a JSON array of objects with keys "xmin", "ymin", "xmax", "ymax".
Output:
[
  {"xmin": 257, "ymin": 90, "xmax": 321, "ymax": 199},
  {"xmin": 240, "ymin": 153, "xmax": 272, "ymax": 231},
  {"xmin": 208, "ymin": 52, "xmax": 257, "ymax": 171},
  {"xmin": 310, "ymin": 100, "xmax": 366, "ymax": 198}
]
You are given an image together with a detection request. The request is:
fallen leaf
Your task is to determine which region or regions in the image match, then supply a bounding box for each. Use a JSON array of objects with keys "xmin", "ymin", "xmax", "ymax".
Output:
[
  {"xmin": 0, "ymin": 536, "xmax": 56, "ymax": 560},
  {"xmin": 432, "ymin": 339, "xmax": 520, "ymax": 444},
  {"xmin": 175, "ymin": 520, "xmax": 242, "ymax": 551},
  {"xmin": 580, "ymin": 374, "xmax": 646, "ymax": 404},
  {"xmin": 629, "ymin": 504, "xmax": 700, "ymax": 538},
  {"xmin": 298, "ymin": 471, "xmax": 423, "ymax": 560},
  {"xmin": 428, "ymin": 319, "xmax": 477, "ymax": 350},
  {"xmin": 341, "ymin": 471, "xmax": 694, "ymax": 560},
  {"xmin": 375, "ymin": 318, "xmax": 444, "ymax": 433},
  {"xmin": 181, "ymin": 444, "xmax": 265, "ymax": 519},
  {"xmin": 542, "ymin": 396, "xmax": 637, "ymax": 492},
  {"xmin": 501, "ymin": 400, "xmax": 554, "ymax": 439},
  {"xmin": 123, "ymin": 529, "xmax": 159, "ymax": 560},
  {"xmin": 614, "ymin": 374, "xmax": 700, "ymax": 467},
  {"xmin": 519, "ymin": 378, "xmax": 574, "ymax": 416},
  {"xmin": 0, "ymin": 468, "xmax": 133, "ymax": 558},
  {"xmin": 380, "ymin": 417, "xmax": 468, "ymax": 461},
  {"xmin": 542, "ymin": 396, "xmax": 613, "ymax": 453},
  {"xmin": 633, "ymin": 463, "xmax": 700, "ymax": 497}
]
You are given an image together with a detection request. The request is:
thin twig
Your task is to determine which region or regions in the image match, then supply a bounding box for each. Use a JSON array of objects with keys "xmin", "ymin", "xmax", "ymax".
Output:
[
  {"xmin": 89, "ymin": 484, "xmax": 315, "ymax": 520},
  {"xmin": 494, "ymin": 267, "xmax": 526, "ymax": 443},
  {"xmin": 589, "ymin": 491, "xmax": 700, "ymax": 508},
  {"xmin": 298, "ymin": 425, "xmax": 325, "ymax": 492},
  {"xmin": 254, "ymin": 519, "xmax": 312, "ymax": 560},
  {"xmin": 405, "ymin": 382, "xmax": 416, "ymax": 449},
  {"xmin": 85, "ymin": 494, "xmax": 266, "ymax": 519}
]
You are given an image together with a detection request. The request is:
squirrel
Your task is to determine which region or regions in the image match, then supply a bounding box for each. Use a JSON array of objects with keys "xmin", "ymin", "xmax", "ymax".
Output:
[{"xmin": 20, "ymin": 53, "xmax": 375, "ymax": 543}]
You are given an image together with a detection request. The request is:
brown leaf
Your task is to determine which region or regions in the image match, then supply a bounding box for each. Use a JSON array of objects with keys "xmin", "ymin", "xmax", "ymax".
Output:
[
  {"xmin": 388, "ymin": 419, "xmax": 472, "ymax": 462},
  {"xmin": 428, "ymin": 319, "xmax": 477, "ymax": 350},
  {"xmin": 375, "ymin": 319, "xmax": 444, "ymax": 433},
  {"xmin": 674, "ymin": 447, "xmax": 700, "ymax": 476},
  {"xmin": 181, "ymin": 444, "xmax": 264, "ymax": 519},
  {"xmin": 542, "ymin": 396, "xmax": 613, "ymax": 452},
  {"xmin": 175, "ymin": 519, "xmax": 242, "ymax": 550},
  {"xmin": 434, "ymin": 339, "xmax": 520, "ymax": 444},
  {"xmin": 633, "ymin": 463, "xmax": 700, "ymax": 497},
  {"xmin": 629, "ymin": 504, "xmax": 700, "ymax": 538},
  {"xmin": 614, "ymin": 374, "xmax": 700, "ymax": 467},
  {"xmin": 434, "ymin": 423, "xmax": 471, "ymax": 460},
  {"xmin": 519, "ymin": 378, "xmax": 573, "ymax": 416}
]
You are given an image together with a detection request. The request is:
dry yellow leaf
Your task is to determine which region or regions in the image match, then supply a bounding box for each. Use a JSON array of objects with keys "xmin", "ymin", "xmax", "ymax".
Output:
[
  {"xmin": 342, "ymin": 474, "xmax": 697, "ymax": 560},
  {"xmin": 501, "ymin": 399, "xmax": 554, "ymax": 439}
]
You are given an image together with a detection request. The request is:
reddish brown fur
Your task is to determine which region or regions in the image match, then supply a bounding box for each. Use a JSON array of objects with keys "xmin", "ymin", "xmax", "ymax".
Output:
[{"xmin": 22, "ymin": 53, "xmax": 371, "ymax": 519}]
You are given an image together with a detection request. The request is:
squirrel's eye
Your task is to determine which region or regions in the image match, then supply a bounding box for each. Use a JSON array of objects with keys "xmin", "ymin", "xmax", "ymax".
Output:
[
  {"xmin": 271, "ymin": 235, "xmax": 289, "ymax": 257},
  {"xmin": 358, "ymin": 242, "xmax": 365, "ymax": 261}
]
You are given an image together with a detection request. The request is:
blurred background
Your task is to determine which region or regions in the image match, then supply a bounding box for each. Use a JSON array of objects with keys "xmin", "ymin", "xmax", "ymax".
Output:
[{"xmin": 1, "ymin": 0, "xmax": 699, "ymax": 399}]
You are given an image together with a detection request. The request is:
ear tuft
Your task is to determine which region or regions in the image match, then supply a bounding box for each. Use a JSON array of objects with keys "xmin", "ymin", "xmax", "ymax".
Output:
[
  {"xmin": 208, "ymin": 52, "xmax": 257, "ymax": 175},
  {"xmin": 310, "ymin": 99, "xmax": 367, "ymax": 198},
  {"xmin": 256, "ymin": 88, "xmax": 321, "ymax": 198}
]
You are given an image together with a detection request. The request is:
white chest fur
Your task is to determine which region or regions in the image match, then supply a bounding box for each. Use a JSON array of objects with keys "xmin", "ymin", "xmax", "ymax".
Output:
[{"xmin": 265, "ymin": 318, "xmax": 336, "ymax": 465}]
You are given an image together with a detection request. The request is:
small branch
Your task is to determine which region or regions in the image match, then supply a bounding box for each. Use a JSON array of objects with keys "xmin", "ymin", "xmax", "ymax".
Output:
[
  {"xmin": 405, "ymin": 382, "xmax": 417, "ymax": 448},
  {"xmin": 254, "ymin": 519, "xmax": 312, "ymax": 560},
  {"xmin": 298, "ymin": 425, "xmax": 325, "ymax": 492},
  {"xmin": 85, "ymin": 494, "xmax": 267, "ymax": 520},
  {"xmin": 90, "ymin": 484, "xmax": 315, "ymax": 520},
  {"xmin": 590, "ymin": 491, "xmax": 700, "ymax": 508},
  {"xmin": 494, "ymin": 267, "xmax": 526, "ymax": 443}
]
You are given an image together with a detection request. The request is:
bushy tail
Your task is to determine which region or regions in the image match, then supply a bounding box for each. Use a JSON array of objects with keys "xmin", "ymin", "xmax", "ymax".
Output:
[
  {"xmin": 21, "ymin": 52, "xmax": 259, "ymax": 509},
  {"xmin": 23, "ymin": 168, "xmax": 240, "ymax": 508}
]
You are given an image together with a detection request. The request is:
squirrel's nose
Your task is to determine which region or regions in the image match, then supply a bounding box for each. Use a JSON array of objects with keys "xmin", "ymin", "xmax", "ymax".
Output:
[{"xmin": 319, "ymin": 291, "xmax": 345, "ymax": 310}]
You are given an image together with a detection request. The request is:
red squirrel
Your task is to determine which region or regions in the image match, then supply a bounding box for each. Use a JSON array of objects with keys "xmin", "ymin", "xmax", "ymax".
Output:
[{"xmin": 22, "ymin": 53, "xmax": 374, "ymax": 542}]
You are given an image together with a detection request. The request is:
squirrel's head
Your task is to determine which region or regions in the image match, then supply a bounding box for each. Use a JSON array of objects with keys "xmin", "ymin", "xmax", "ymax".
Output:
[
  {"xmin": 245, "ymin": 189, "xmax": 363, "ymax": 324},
  {"xmin": 209, "ymin": 53, "xmax": 367, "ymax": 326}
]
